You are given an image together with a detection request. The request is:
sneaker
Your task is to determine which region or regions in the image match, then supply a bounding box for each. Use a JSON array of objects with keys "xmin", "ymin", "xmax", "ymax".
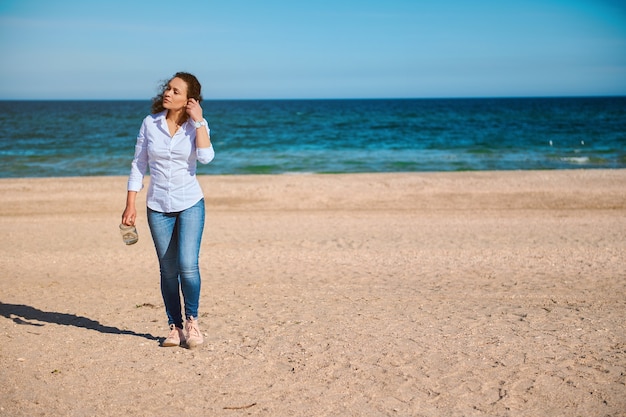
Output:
[
  {"xmin": 162, "ymin": 324, "xmax": 185, "ymax": 347},
  {"xmin": 185, "ymin": 317, "xmax": 204, "ymax": 348}
]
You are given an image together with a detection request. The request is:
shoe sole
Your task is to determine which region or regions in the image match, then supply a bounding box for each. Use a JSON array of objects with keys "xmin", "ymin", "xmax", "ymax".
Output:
[{"xmin": 186, "ymin": 339, "xmax": 203, "ymax": 349}]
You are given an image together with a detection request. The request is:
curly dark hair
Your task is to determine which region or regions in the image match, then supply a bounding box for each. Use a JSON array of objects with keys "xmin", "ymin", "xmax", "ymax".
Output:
[{"xmin": 151, "ymin": 72, "xmax": 203, "ymax": 116}]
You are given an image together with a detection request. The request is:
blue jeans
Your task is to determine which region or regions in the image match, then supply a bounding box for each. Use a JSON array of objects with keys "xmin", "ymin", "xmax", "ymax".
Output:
[{"xmin": 147, "ymin": 199, "xmax": 205, "ymax": 328}]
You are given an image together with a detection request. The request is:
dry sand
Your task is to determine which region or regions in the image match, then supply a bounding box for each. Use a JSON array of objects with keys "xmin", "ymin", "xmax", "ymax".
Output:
[{"xmin": 0, "ymin": 170, "xmax": 625, "ymax": 417}]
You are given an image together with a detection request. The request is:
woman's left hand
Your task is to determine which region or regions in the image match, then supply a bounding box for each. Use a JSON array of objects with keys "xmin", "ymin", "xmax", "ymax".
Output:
[{"xmin": 186, "ymin": 98, "xmax": 203, "ymax": 122}]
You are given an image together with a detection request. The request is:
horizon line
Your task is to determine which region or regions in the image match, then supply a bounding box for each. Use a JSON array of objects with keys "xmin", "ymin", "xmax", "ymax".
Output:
[{"xmin": 1, "ymin": 94, "xmax": 625, "ymax": 101}]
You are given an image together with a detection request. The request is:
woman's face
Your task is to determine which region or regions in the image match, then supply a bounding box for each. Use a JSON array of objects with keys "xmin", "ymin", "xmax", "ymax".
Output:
[{"xmin": 162, "ymin": 77, "xmax": 189, "ymax": 111}]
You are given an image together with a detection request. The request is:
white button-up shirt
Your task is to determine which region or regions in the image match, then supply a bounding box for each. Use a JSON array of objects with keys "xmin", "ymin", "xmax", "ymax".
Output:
[{"xmin": 127, "ymin": 111, "xmax": 215, "ymax": 213}]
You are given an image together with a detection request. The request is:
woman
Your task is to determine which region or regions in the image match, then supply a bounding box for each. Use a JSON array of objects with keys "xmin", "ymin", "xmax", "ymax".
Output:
[{"xmin": 121, "ymin": 72, "xmax": 215, "ymax": 348}]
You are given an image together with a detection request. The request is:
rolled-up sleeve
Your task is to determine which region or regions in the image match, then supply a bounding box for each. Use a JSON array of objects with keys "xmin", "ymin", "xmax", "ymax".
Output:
[
  {"xmin": 197, "ymin": 144, "xmax": 215, "ymax": 164},
  {"xmin": 196, "ymin": 124, "xmax": 214, "ymax": 164}
]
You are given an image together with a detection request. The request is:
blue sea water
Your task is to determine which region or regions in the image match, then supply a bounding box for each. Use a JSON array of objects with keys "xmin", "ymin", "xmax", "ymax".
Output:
[{"xmin": 0, "ymin": 97, "xmax": 624, "ymax": 178}]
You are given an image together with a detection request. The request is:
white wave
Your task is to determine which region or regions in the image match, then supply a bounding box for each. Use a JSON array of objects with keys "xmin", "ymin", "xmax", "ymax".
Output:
[{"xmin": 561, "ymin": 156, "xmax": 589, "ymax": 164}]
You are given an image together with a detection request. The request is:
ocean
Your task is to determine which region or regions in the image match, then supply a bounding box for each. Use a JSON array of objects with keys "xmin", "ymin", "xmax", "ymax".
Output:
[{"xmin": 0, "ymin": 97, "xmax": 624, "ymax": 178}]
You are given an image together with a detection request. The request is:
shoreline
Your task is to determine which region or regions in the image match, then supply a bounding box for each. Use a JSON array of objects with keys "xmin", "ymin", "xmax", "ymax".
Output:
[
  {"xmin": 1, "ymin": 169, "xmax": 625, "ymax": 416},
  {"xmin": 1, "ymin": 166, "xmax": 626, "ymax": 179}
]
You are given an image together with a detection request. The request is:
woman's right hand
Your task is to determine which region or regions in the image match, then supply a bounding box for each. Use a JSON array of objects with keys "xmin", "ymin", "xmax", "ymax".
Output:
[
  {"xmin": 122, "ymin": 206, "xmax": 136, "ymax": 226},
  {"xmin": 122, "ymin": 191, "xmax": 138, "ymax": 226}
]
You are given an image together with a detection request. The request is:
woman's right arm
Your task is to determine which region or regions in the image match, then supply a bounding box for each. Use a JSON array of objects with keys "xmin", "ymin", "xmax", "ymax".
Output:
[{"xmin": 122, "ymin": 119, "xmax": 148, "ymax": 226}]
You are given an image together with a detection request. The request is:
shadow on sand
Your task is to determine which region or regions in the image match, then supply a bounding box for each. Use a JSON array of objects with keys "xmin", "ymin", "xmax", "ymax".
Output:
[{"xmin": 0, "ymin": 302, "xmax": 159, "ymax": 342}]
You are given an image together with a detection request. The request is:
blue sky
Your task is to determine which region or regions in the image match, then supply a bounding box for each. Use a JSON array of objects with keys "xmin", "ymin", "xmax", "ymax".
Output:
[{"xmin": 0, "ymin": 0, "xmax": 625, "ymax": 99}]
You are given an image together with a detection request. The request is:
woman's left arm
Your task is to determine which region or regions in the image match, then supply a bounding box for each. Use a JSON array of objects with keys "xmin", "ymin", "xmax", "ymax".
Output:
[
  {"xmin": 186, "ymin": 98, "xmax": 212, "ymax": 149},
  {"xmin": 186, "ymin": 98, "xmax": 214, "ymax": 164}
]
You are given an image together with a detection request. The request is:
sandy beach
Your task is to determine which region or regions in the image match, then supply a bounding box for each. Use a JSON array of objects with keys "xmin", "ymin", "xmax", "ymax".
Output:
[{"xmin": 1, "ymin": 169, "xmax": 625, "ymax": 417}]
